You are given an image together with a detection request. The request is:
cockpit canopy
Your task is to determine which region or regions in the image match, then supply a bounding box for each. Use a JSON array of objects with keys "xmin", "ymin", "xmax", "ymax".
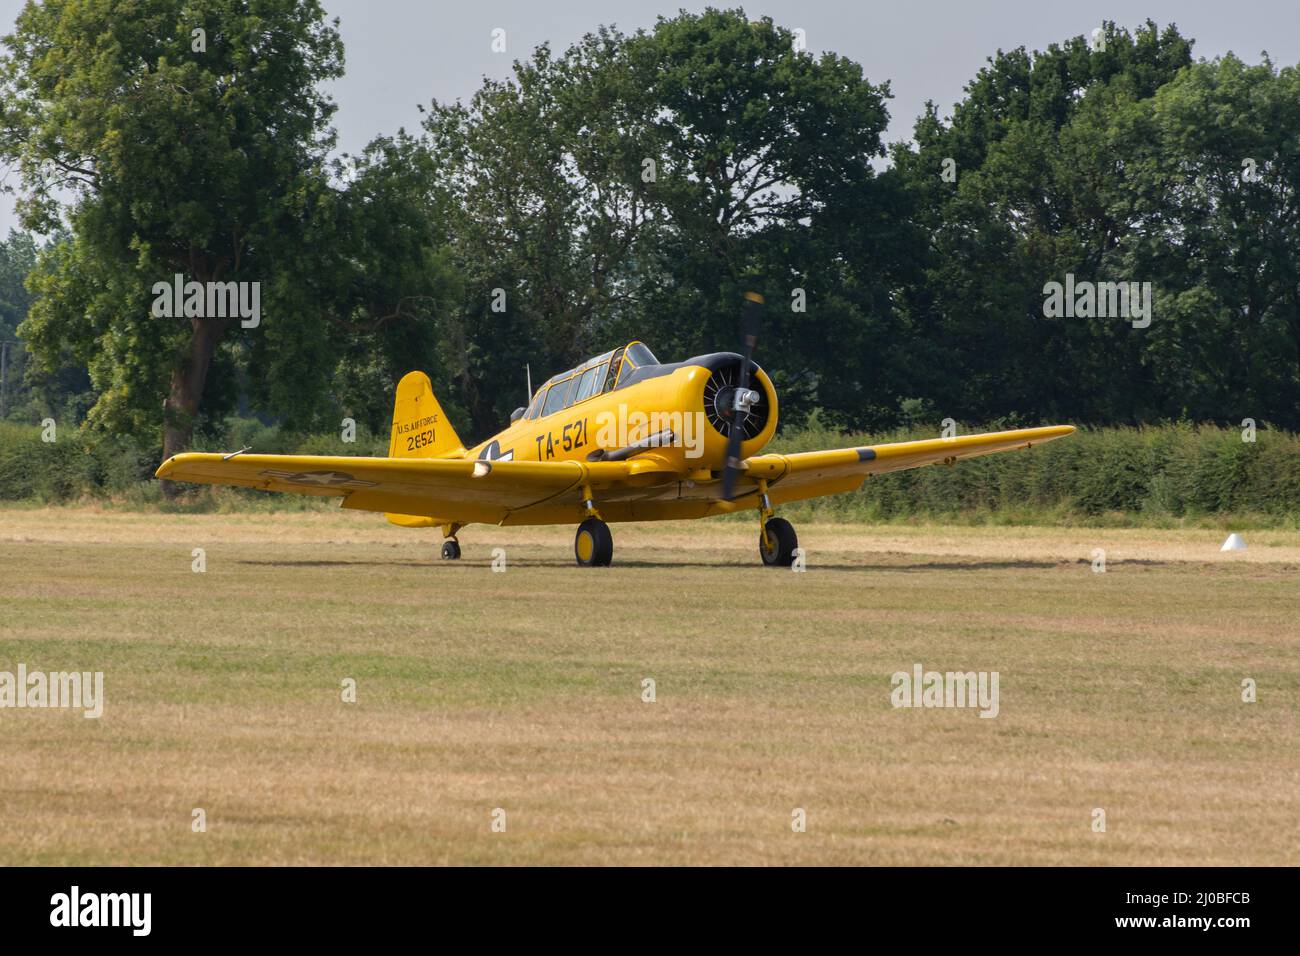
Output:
[{"xmin": 522, "ymin": 342, "xmax": 660, "ymax": 421}]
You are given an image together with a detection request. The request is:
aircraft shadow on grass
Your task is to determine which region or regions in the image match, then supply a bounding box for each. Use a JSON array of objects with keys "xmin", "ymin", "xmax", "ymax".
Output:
[{"xmin": 236, "ymin": 556, "xmax": 1074, "ymax": 573}]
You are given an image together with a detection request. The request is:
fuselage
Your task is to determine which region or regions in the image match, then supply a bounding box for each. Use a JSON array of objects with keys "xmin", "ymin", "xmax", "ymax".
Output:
[{"xmin": 465, "ymin": 346, "xmax": 779, "ymax": 477}]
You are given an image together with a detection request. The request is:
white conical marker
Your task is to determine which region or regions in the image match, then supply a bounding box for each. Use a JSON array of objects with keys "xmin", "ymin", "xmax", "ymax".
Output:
[{"xmin": 1221, "ymin": 533, "xmax": 1246, "ymax": 552}]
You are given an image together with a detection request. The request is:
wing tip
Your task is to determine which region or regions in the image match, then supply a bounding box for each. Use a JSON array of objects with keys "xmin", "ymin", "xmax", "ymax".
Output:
[
  {"xmin": 1021, "ymin": 424, "xmax": 1075, "ymax": 447},
  {"xmin": 155, "ymin": 452, "xmax": 220, "ymax": 479}
]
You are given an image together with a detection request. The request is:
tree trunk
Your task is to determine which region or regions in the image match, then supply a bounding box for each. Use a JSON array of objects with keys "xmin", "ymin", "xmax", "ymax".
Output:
[{"xmin": 160, "ymin": 317, "xmax": 230, "ymax": 499}]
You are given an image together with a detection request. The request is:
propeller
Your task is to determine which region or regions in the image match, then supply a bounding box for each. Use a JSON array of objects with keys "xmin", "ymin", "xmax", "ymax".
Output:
[{"xmin": 720, "ymin": 291, "xmax": 763, "ymax": 500}]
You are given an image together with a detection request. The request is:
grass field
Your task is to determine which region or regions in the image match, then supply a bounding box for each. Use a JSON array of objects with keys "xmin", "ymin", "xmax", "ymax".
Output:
[{"xmin": 1, "ymin": 507, "xmax": 1297, "ymax": 865}]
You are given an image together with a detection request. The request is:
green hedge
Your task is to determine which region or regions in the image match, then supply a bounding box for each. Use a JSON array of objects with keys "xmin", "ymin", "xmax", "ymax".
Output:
[
  {"xmin": 0, "ymin": 422, "xmax": 155, "ymax": 502},
  {"xmin": 0, "ymin": 419, "xmax": 384, "ymax": 506},
  {"xmin": 767, "ymin": 422, "xmax": 1300, "ymax": 525},
  {"xmin": 2, "ymin": 419, "xmax": 1298, "ymax": 525}
]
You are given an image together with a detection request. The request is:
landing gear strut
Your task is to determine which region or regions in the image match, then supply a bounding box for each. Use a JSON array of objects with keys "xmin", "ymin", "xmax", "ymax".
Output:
[
  {"xmin": 755, "ymin": 479, "xmax": 798, "ymax": 566},
  {"xmin": 441, "ymin": 538, "xmax": 461, "ymax": 560}
]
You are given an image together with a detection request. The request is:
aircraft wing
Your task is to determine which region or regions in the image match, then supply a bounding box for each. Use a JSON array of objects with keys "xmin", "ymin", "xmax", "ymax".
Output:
[
  {"xmin": 156, "ymin": 426, "xmax": 1074, "ymax": 524},
  {"xmin": 158, "ymin": 453, "xmax": 597, "ymax": 524},
  {"xmin": 739, "ymin": 425, "xmax": 1076, "ymax": 506}
]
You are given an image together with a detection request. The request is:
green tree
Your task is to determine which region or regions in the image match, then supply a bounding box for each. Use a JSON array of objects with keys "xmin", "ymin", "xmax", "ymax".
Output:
[
  {"xmin": 892, "ymin": 20, "xmax": 1196, "ymax": 426},
  {"xmin": 322, "ymin": 131, "xmax": 464, "ymax": 433},
  {"xmin": 0, "ymin": 228, "xmax": 97, "ymax": 422},
  {"xmin": 0, "ymin": 0, "xmax": 345, "ymax": 484},
  {"xmin": 423, "ymin": 36, "xmax": 662, "ymax": 437},
  {"xmin": 622, "ymin": 9, "xmax": 907, "ymax": 427},
  {"xmin": 0, "ymin": 229, "xmax": 37, "ymax": 418},
  {"xmin": 1102, "ymin": 55, "xmax": 1300, "ymax": 426},
  {"xmin": 0, "ymin": 230, "xmax": 36, "ymax": 341},
  {"xmin": 424, "ymin": 8, "xmax": 904, "ymax": 434}
]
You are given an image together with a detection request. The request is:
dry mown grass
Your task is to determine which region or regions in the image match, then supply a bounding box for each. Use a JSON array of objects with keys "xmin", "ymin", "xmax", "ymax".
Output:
[{"xmin": 1, "ymin": 508, "xmax": 1297, "ymax": 865}]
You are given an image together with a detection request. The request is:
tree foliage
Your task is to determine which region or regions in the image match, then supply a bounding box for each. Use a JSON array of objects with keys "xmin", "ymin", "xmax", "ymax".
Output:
[
  {"xmin": 892, "ymin": 20, "xmax": 1298, "ymax": 429},
  {"xmin": 0, "ymin": 0, "xmax": 348, "ymax": 472},
  {"xmin": 1, "ymin": 7, "xmax": 1297, "ymax": 465}
]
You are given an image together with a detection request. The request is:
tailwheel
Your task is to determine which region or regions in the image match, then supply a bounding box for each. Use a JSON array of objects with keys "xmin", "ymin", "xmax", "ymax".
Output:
[
  {"xmin": 759, "ymin": 517, "xmax": 797, "ymax": 567},
  {"xmin": 441, "ymin": 538, "xmax": 461, "ymax": 560},
  {"xmin": 574, "ymin": 517, "xmax": 613, "ymax": 567}
]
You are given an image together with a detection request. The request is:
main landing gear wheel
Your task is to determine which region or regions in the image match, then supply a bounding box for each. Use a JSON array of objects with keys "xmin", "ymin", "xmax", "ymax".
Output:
[
  {"xmin": 441, "ymin": 538, "xmax": 461, "ymax": 560},
  {"xmin": 574, "ymin": 517, "xmax": 613, "ymax": 567},
  {"xmin": 759, "ymin": 517, "xmax": 798, "ymax": 567}
]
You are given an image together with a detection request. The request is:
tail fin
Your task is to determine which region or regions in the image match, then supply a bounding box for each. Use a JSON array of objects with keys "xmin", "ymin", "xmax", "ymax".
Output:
[
  {"xmin": 388, "ymin": 370, "xmax": 463, "ymax": 460},
  {"xmin": 386, "ymin": 371, "xmax": 463, "ymax": 530}
]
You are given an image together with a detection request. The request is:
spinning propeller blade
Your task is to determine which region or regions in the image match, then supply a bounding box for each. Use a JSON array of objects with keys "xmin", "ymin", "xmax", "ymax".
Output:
[{"xmin": 720, "ymin": 292, "xmax": 762, "ymax": 500}]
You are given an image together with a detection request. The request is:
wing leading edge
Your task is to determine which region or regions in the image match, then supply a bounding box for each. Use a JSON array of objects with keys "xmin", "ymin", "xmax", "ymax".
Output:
[{"xmin": 738, "ymin": 425, "xmax": 1076, "ymax": 506}]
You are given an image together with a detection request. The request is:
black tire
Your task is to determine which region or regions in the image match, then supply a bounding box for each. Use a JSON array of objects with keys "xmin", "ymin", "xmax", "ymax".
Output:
[
  {"xmin": 441, "ymin": 538, "xmax": 461, "ymax": 560},
  {"xmin": 574, "ymin": 517, "xmax": 613, "ymax": 567},
  {"xmin": 759, "ymin": 517, "xmax": 797, "ymax": 566}
]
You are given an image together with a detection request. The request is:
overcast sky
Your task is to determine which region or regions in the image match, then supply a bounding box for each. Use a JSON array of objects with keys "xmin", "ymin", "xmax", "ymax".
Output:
[{"xmin": 1, "ymin": 0, "xmax": 1297, "ymax": 235}]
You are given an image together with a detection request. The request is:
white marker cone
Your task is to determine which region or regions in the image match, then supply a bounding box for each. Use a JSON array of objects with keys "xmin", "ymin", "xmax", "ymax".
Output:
[{"xmin": 1220, "ymin": 533, "xmax": 1246, "ymax": 552}]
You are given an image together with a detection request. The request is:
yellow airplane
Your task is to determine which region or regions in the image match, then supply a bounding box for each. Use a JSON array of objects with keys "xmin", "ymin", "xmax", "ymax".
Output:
[{"xmin": 156, "ymin": 294, "xmax": 1075, "ymax": 566}]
